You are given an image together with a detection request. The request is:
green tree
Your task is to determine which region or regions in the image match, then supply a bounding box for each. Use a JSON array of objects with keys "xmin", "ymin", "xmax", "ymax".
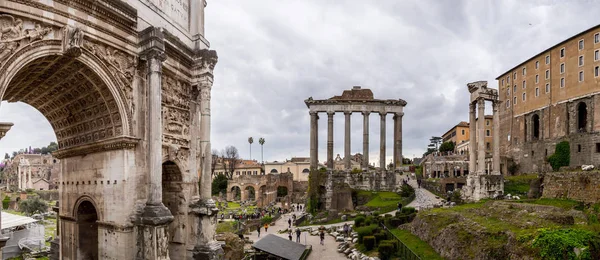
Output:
[
  {"xmin": 547, "ymin": 141, "xmax": 570, "ymax": 171},
  {"xmin": 439, "ymin": 141, "xmax": 455, "ymax": 153},
  {"xmin": 211, "ymin": 173, "xmax": 228, "ymax": 196},
  {"xmin": 19, "ymin": 196, "xmax": 48, "ymax": 216}
]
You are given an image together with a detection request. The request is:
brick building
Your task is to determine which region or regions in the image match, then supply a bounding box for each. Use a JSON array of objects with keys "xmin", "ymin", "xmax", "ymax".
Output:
[{"xmin": 497, "ymin": 24, "xmax": 600, "ymax": 174}]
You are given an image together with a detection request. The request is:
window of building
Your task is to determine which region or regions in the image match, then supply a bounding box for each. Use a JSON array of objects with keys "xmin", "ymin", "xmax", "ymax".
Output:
[
  {"xmin": 545, "ymin": 69, "xmax": 550, "ymax": 79},
  {"xmin": 513, "ymin": 96, "xmax": 517, "ymax": 106},
  {"xmin": 506, "ymin": 99, "xmax": 510, "ymax": 108},
  {"xmin": 506, "ymin": 76, "xmax": 510, "ymax": 83},
  {"xmin": 596, "ymin": 33, "xmax": 600, "ymax": 44},
  {"xmin": 560, "ymin": 47, "xmax": 565, "ymax": 57},
  {"xmin": 513, "ymin": 85, "xmax": 517, "ymax": 93},
  {"xmin": 596, "ymin": 143, "xmax": 600, "ymax": 153},
  {"xmin": 535, "ymin": 87, "xmax": 539, "ymax": 97},
  {"xmin": 486, "ymin": 142, "xmax": 491, "ymax": 149},
  {"xmin": 579, "ymin": 39, "xmax": 584, "ymax": 50},
  {"xmin": 535, "ymin": 74, "xmax": 539, "ymax": 83},
  {"xmin": 462, "ymin": 129, "xmax": 465, "ymax": 135},
  {"xmin": 578, "ymin": 144, "xmax": 582, "ymax": 152},
  {"xmin": 487, "ymin": 120, "xmax": 490, "ymax": 126},
  {"xmin": 507, "ymin": 88, "xmax": 510, "ymax": 96},
  {"xmin": 513, "ymin": 72, "xmax": 517, "ymax": 80},
  {"xmin": 560, "ymin": 63, "xmax": 565, "ymax": 74},
  {"xmin": 579, "ymin": 71, "xmax": 584, "ymax": 82},
  {"xmin": 560, "ymin": 77, "xmax": 565, "ymax": 88},
  {"xmin": 501, "ymin": 78, "xmax": 504, "ymax": 86},
  {"xmin": 595, "ymin": 50, "xmax": 599, "ymax": 61},
  {"xmin": 545, "ymin": 83, "xmax": 550, "ymax": 93},
  {"xmin": 579, "ymin": 55, "xmax": 584, "ymax": 67},
  {"xmin": 522, "ymin": 92, "xmax": 526, "ymax": 101},
  {"xmin": 522, "ymin": 67, "xmax": 526, "ymax": 75},
  {"xmin": 546, "ymin": 55, "xmax": 550, "ymax": 64},
  {"xmin": 522, "ymin": 80, "xmax": 526, "ymax": 89},
  {"xmin": 535, "ymin": 61, "xmax": 539, "ymax": 69},
  {"xmin": 596, "ymin": 66, "xmax": 600, "ymax": 77}
]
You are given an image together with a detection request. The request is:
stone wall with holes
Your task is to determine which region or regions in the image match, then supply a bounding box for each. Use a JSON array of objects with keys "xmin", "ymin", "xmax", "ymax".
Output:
[
  {"xmin": 328, "ymin": 170, "xmax": 397, "ymax": 191},
  {"xmin": 501, "ymin": 95, "xmax": 600, "ymax": 174},
  {"xmin": 542, "ymin": 171, "xmax": 600, "ymax": 203}
]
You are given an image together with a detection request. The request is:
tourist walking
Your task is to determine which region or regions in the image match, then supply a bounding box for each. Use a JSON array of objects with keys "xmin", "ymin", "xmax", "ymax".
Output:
[
  {"xmin": 319, "ymin": 230, "xmax": 325, "ymax": 245},
  {"xmin": 343, "ymin": 223, "xmax": 349, "ymax": 237},
  {"xmin": 288, "ymin": 230, "xmax": 293, "ymax": 241},
  {"xmin": 257, "ymin": 225, "xmax": 261, "ymax": 238},
  {"xmin": 264, "ymin": 223, "xmax": 269, "ymax": 232},
  {"xmin": 288, "ymin": 218, "xmax": 292, "ymax": 228},
  {"xmin": 295, "ymin": 228, "xmax": 301, "ymax": 243}
]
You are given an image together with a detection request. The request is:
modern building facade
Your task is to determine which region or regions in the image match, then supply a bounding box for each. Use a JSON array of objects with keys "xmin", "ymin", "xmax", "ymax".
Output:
[
  {"xmin": 497, "ymin": 24, "xmax": 600, "ymax": 174},
  {"xmin": 441, "ymin": 118, "xmax": 494, "ymax": 155}
]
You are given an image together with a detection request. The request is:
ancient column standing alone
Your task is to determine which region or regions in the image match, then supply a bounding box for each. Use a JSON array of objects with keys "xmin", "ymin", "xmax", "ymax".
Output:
[
  {"xmin": 362, "ymin": 112, "xmax": 370, "ymax": 169},
  {"xmin": 327, "ymin": 112, "xmax": 335, "ymax": 169},
  {"xmin": 492, "ymin": 101, "xmax": 501, "ymax": 174},
  {"xmin": 344, "ymin": 111, "xmax": 352, "ymax": 169},
  {"xmin": 477, "ymin": 98, "xmax": 486, "ymax": 174},
  {"xmin": 469, "ymin": 102, "xmax": 476, "ymax": 174},
  {"xmin": 380, "ymin": 112, "xmax": 386, "ymax": 170},
  {"xmin": 310, "ymin": 112, "xmax": 319, "ymax": 170}
]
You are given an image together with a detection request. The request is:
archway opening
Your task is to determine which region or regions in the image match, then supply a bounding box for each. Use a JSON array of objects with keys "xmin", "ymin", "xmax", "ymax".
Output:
[
  {"xmin": 270, "ymin": 169, "xmax": 278, "ymax": 174},
  {"xmin": 578, "ymin": 102, "xmax": 587, "ymax": 132},
  {"xmin": 258, "ymin": 185, "xmax": 267, "ymax": 206},
  {"xmin": 77, "ymin": 200, "xmax": 98, "ymax": 260},
  {"xmin": 277, "ymin": 186, "xmax": 288, "ymax": 197},
  {"xmin": 245, "ymin": 186, "xmax": 256, "ymax": 201},
  {"xmin": 230, "ymin": 186, "xmax": 241, "ymax": 201},
  {"xmin": 162, "ymin": 161, "xmax": 184, "ymax": 259},
  {"xmin": 532, "ymin": 114, "xmax": 540, "ymax": 140}
]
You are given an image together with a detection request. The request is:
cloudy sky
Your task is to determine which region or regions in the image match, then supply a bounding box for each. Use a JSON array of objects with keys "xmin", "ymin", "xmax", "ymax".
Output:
[{"xmin": 0, "ymin": 0, "xmax": 598, "ymax": 165}]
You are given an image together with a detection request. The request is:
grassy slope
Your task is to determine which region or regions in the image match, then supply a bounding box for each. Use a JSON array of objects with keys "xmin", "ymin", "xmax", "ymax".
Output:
[
  {"xmin": 361, "ymin": 191, "xmax": 411, "ymax": 213},
  {"xmin": 504, "ymin": 174, "xmax": 538, "ymax": 196},
  {"xmin": 391, "ymin": 229, "xmax": 444, "ymax": 260}
]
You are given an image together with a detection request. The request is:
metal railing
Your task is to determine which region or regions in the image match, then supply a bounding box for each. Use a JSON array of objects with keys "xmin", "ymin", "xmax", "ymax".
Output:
[{"xmin": 379, "ymin": 222, "xmax": 421, "ymax": 260}]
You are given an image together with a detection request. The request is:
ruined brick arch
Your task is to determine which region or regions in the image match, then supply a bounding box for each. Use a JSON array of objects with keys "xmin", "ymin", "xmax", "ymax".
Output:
[
  {"xmin": 244, "ymin": 185, "xmax": 257, "ymax": 201},
  {"xmin": 0, "ymin": 40, "xmax": 133, "ymax": 150},
  {"xmin": 72, "ymin": 195, "xmax": 103, "ymax": 221}
]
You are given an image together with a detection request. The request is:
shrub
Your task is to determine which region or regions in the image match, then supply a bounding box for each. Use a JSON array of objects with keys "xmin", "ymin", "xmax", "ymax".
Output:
[
  {"xmin": 374, "ymin": 231, "xmax": 388, "ymax": 245},
  {"xmin": 18, "ymin": 196, "xmax": 48, "ymax": 216},
  {"xmin": 547, "ymin": 141, "xmax": 570, "ymax": 171},
  {"xmin": 2, "ymin": 196, "xmax": 10, "ymax": 210},
  {"xmin": 399, "ymin": 183, "xmax": 415, "ymax": 197},
  {"xmin": 356, "ymin": 224, "xmax": 378, "ymax": 243},
  {"xmin": 378, "ymin": 240, "xmax": 396, "ymax": 260},
  {"xmin": 532, "ymin": 229, "xmax": 595, "ymax": 260},
  {"xmin": 261, "ymin": 216, "xmax": 273, "ymax": 225},
  {"xmin": 389, "ymin": 217, "xmax": 404, "ymax": 227},
  {"xmin": 364, "ymin": 216, "xmax": 375, "ymax": 226},
  {"xmin": 363, "ymin": 236, "xmax": 376, "ymax": 250},
  {"xmin": 401, "ymin": 207, "xmax": 416, "ymax": 215},
  {"xmin": 354, "ymin": 216, "xmax": 365, "ymax": 227}
]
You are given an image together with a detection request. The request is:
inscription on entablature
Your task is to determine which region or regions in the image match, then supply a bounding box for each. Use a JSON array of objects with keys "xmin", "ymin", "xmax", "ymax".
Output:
[{"xmin": 148, "ymin": 0, "xmax": 190, "ymax": 30}]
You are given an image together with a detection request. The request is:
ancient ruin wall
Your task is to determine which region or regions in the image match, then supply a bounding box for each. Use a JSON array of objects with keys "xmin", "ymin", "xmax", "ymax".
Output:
[
  {"xmin": 542, "ymin": 171, "xmax": 600, "ymax": 203},
  {"xmin": 330, "ymin": 171, "xmax": 397, "ymax": 191}
]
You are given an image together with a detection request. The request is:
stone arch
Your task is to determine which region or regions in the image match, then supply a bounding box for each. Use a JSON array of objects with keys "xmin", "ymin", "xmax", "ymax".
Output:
[
  {"xmin": 230, "ymin": 186, "xmax": 241, "ymax": 201},
  {"xmin": 161, "ymin": 161, "xmax": 186, "ymax": 259},
  {"xmin": 577, "ymin": 102, "xmax": 588, "ymax": 132},
  {"xmin": 302, "ymin": 168, "xmax": 310, "ymax": 174},
  {"xmin": 73, "ymin": 196, "xmax": 100, "ymax": 260},
  {"xmin": 0, "ymin": 40, "xmax": 133, "ymax": 149},
  {"xmin": 244, "ymin": 186, "xmax": 256, "ymax": 201},
  {"xmin": 532, "ymin": 114, "xmax": 540, "ymax": 140},
  {"xmin": 270, "ymin": 169, "xmax": 278, "ymax": 174}
]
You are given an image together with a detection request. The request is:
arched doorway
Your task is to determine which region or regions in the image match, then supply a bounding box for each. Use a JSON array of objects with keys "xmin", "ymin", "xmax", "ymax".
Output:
[
  {"xmin": 245, "ymin": 186, "xmax": 256, "ymax": 201},
  {"xmin": 277, "ymin": 186, "xmax": 288, "ymax": 198},
  {"xmin": 162, "ymin": 161, "xmax": 185, "ymax": 259},
  {"xmin": 230, "ymin": 186, "xmax": 241, "ymax": 201},
  {"xmin": 578, "ymin": 102, "xmax": 587, "ymax": 132},
  {"xmin": 532, "ymin": 114, "xmax": 540, "ymax": 140},
  {"xmin": 77, "ymin": 200, "xmax": 98, "ymax": 260}
]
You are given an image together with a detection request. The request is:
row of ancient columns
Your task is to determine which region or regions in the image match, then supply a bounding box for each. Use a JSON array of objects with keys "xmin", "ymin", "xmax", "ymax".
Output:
[
  {"xmin": 468, "ymin": 98, "xmax": 500, "ymax": 175},
  {"xmin": 17, "ymin": 166, "xmax": 32, "ymax": 190},
  {"xmin": 310, "ymin": 111, "xmax": 403, "ymax": 171}
]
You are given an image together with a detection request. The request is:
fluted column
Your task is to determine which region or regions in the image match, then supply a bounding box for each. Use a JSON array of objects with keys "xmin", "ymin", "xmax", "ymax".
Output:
[
  {"xmin": 17, "ymin": 167, "xmax": 21, "ymax": 190},
  {"xmin": 492, "ymin": 101, "xmax": 500, "ymax": 174},
  {"xmin": 380, "ymin": 112, "xmax": 386, "ymax": 170},
  {"xmin": 469, "ymin": 102, "xmax": 476, "ymax": 175},
  {"xmin": 327, "ymin": 112, "xmax": 335, "ymax": 169},
  {"xmin": 393, "ymin": 113, "xmax": 403, "ymax": 170},
  {"xmin": 344, "ymin": 111, "xmax": 352, "ymax": 170},
  {"xmin": 310, "ymin": 111, "xmax": 319, "ymax": 170},
  {"xmin": 199, "ymin": 81, "xmax": 213, "ymax": 200},
  {"xmin": 362, "ymin": 112, "xmax": 370, "ymax": 169},
  {"xmin": 477, "ymin": 98, "xmax": 486, "ymax": 174}
]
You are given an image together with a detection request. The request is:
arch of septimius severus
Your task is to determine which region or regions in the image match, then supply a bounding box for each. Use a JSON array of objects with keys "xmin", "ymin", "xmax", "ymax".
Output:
[{"xmin": 0, "ymin": 0, "xmax": 222, "ymax": 259}]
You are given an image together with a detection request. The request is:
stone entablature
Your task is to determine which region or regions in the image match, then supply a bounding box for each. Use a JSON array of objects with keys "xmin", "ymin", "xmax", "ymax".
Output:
[
  {"xmin": 305, "ymin": 86, "xmax": 406, "ymax": 171},
  {"xmin": 0, "ymin": 122, "xmax": 12, "ymax": 140}
]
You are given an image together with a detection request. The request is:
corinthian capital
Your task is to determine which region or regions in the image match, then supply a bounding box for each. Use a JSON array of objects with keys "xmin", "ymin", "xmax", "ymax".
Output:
[{"xmin": 194, "ymin": 49, "xmax": 218, "ymax": 77}]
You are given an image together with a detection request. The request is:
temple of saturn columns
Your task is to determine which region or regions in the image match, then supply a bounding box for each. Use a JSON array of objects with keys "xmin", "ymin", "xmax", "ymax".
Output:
[
  {"xmin": 304, "ymin": 86, "xmax": 407, "ymax": 171},
  {"xmin": 462, "ymin": 81, "xmax": 504, "ymax": 201}
]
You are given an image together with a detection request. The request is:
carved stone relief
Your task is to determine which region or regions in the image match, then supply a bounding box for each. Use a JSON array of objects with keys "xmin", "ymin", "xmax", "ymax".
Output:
[
  {"xmin": 0, "ymin": 14, "xmax": 52, "ymax": 67},
  {"xmin": 162, "ymin": 73, "xmax": 192, "ymax": 148}
]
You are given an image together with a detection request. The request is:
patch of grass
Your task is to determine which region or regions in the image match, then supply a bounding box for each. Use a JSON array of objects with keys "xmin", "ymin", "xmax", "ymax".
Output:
[
  {"xmin": 44, "ymin": 218, "xmax": 57, "ymax": 246},
  {"xmin": 390, "ymin": 229, "xmax": 444, "ymax": 260},
  {"xmin": 364, "ymin": 191, "xmax": 413, "ymax": 213},
  {"xmin": 515, "ymin": 198, "xmax": 582, "ymax": 210},
  {"xmin": 504, "ymin": 174, "xmax": 538, "ymax": 196},
  {"xmin": 216, "ymin": 221, "xmax": 238, "ymax": 233}
]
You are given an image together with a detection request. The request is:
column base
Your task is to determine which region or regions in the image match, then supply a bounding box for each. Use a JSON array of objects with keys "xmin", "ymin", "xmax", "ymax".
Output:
[
  {"xmin": 190, "ymin": 198, "xmax": 219, "ymax": 216},
  {"xmin": 49, "ymin": 237, "xmax": 60, "ymax": 260},
  {"xmin": 189, "ymin": 241, "xmax": 224, "ymax": 260},
  {"xmin": 138, "ymin": 203, "xmax": 174, "ymax": 225}
]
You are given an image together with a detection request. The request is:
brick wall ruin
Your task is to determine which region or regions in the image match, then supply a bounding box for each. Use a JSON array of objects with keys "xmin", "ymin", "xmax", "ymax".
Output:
[{"xmin": 542, "ymin": 171, "xmax": 600, "ymax": 203}]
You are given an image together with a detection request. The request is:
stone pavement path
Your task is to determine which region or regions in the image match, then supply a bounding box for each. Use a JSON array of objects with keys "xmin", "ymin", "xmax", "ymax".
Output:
[{"xmin": 246, "ymin": 176, "xmax": 443, "ymax": 259}]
